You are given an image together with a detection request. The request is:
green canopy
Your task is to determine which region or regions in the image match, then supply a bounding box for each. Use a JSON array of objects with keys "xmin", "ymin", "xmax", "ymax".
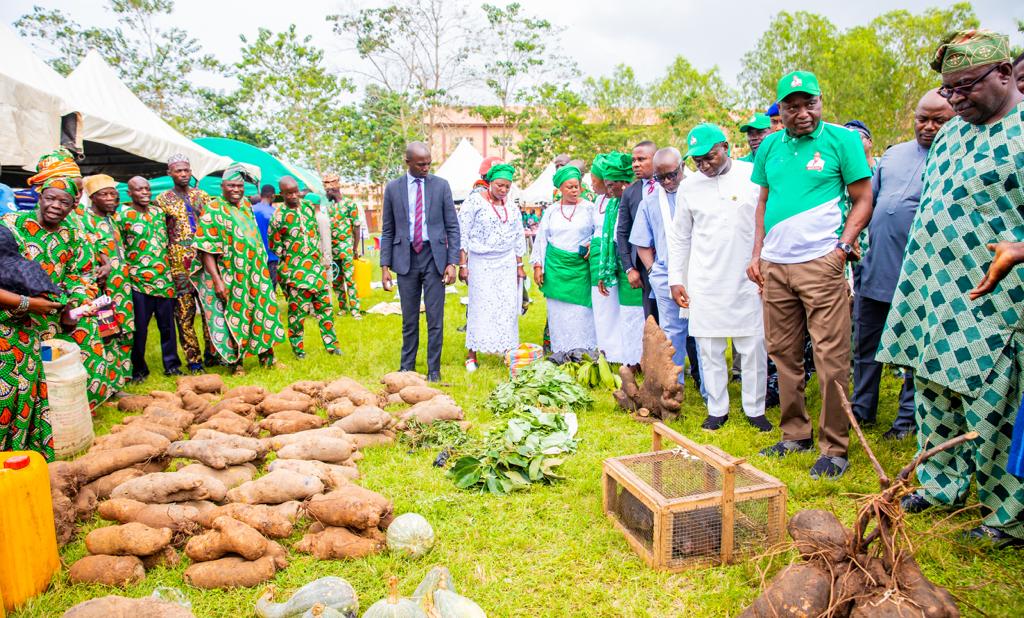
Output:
[{"xmin": 117, "ymin": 137, "xmax": 320, "ymax": 201}]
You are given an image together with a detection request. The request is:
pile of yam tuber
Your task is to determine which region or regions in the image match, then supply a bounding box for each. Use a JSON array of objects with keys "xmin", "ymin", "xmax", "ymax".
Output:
[
  {"xmin": 612, "ymin": 317, "xmax": 684, "ymax": 422},
  {"xmin": 48, "ymin": 371, "xmax": 456, "ymax": 592}
]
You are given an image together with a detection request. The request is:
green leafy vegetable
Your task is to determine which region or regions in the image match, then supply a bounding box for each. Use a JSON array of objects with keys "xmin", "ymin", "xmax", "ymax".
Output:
[
  {"xmin": 399, "ymin": 420, "xmax": 470, "ymax": 453},
  {"xmin": 486, "ymin": 360, "xmax": 593, "ymax": 416}
]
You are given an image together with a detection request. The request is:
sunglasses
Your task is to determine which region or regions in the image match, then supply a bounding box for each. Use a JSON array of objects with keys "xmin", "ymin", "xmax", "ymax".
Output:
[
  {"xmin": 653, "ymin": 167, "xmax": 682, "ymax": 183},
  {"xmin": 938, "ymin": 64, "xmax": 999, "ymax": 99}
]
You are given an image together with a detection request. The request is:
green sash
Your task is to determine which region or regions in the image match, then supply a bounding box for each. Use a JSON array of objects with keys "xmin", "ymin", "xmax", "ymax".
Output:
[
  {"xmin": 589, "ymin": 241, "xmax": 603, "ymax": 287},
  {"xmin": 617, "ymin": 269, "xmax": 643, "ymax": 306},
  {"xmin": 542, "ymin": 244, "xmax": 592, "ymax": 308}
]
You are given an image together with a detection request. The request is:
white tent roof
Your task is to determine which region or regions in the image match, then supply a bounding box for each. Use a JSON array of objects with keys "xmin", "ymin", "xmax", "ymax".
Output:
[
  {"xmin": 66, "ymin": 50, "xmax": 231, "ymax": 179},
  {"xmin": 520, "ymin": 162, "xmax": 555, "ymax": 203},
  {"xmin": 0, "ymin": 26, "xmax": 74, "ymax": 171},
  {"xmin": 434, "ymin": 139, "xmax": 483, "ymax": 202}
]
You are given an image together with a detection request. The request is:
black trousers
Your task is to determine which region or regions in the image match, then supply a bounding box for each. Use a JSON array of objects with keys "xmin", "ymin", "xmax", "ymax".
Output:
[
  {"xmin": 132, "ymin": 290, "xmax": 180, "ymax": 377},
  {"xmin": 397, "ymin": 242, "xmax": 445, "ymax": 374},
  {"xmin": 639, "ymin": 266, "xmax": 659, "ymax": 322},
  {"xmin": 852, "ymin": 294, "xmax": 915, "ymax": 431}
]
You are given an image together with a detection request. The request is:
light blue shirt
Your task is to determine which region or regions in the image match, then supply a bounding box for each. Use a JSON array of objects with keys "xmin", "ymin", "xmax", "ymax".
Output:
[
  {"xmin": 407, "ymin": 174, "xmax": 429, "ymax": 242},
  {"xmin": 629, "ymin": 189, "xmax": 677, "ymax": 280}
]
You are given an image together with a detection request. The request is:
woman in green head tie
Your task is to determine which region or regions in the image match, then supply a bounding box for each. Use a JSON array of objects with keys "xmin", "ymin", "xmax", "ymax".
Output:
[
  {"xmin": 530, "ymin": 164, "xmax": 597, "ymax": 353},
  {"xmin": 589, "ymin": 152, "xmax": 643, "ymax": 364},
  {"xmin": 457, "ymin": 163, "xmax": 526, "ymax": 372}
]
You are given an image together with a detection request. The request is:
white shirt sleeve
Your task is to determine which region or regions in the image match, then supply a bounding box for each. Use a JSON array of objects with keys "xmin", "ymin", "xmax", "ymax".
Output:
[{"xmin": 530, "ymin": 207, "xmax": 550, "ymax": 266}]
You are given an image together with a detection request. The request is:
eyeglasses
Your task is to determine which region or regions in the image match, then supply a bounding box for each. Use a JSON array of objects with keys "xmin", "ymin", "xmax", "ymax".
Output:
[
  {"xmin": 938, "ymin": 64, "xmax": 999, "ymax": 99},
  {"xmin": 653, "ymin": 167, "xmax": 682, "ymax": 183}
]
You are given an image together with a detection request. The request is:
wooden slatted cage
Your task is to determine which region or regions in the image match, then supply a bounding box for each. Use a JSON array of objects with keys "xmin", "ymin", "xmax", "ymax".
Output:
[{"xmin": 602, "ymin": 423, "xmax": 787, "ymax": 571}]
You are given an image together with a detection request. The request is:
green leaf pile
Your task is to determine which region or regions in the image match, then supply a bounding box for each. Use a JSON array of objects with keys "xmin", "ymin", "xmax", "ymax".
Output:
[
  {"xmin": 447, "ymin": 408, "xmax": 579, "ymax": 495},
  {"xmin": 485, "ymin": 360, "xmax": 593, "ymax": 416}
]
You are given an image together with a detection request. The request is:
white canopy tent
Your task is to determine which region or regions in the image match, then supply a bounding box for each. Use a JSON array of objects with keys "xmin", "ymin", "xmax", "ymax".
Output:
[
  {"xmin": 519, "ymin": 162, "xmax": 555, "ymax": 204},
  {"xmin": 434, "ymin": 139, "xmax": 483, "ymax": 202},
  {"xmin": 66, "ymin": 49, "xmax": 231, "ymax": 179},
  {"xmin": 0, "ymin": 26, "xmax": 75, "ymax": 171}
]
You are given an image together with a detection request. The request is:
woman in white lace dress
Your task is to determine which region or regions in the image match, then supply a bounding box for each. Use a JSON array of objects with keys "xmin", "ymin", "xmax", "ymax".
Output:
[{"xmin": 457, "ymin": 163, "xmax": 526, "ymax": 372}]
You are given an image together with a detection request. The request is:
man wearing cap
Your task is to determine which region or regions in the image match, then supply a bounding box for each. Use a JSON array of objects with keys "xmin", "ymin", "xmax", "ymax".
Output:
[
  {"xmin": 323, "ymin": 172, "xmax": 362, "ymax": 318},
  {"xmin": 251, "ymin": 184, "xmax": 279, "ymax": 289},
  {"xmin": 738, "ymin": 113, "xmax": 772, "ymax": 162},
  {"xmin": 269, "ymin": 177, "xmax": 340, "ymax": 359},
  {"xmin": 120, "ymin": 176, "xmax": 181, "ymax": 382},
  {"xmin": 747, "ymin": 70, "xmax": 873, "ymax": 479},
  {"xmin": 629, "ymin": 147, "xmax": 704, "ymax": 392},
  {"xmin": 156, "ymin": 154, "xmax": 214, "ymax": 373},
  {"xmin": 851, "ymin": 90, "xmax": 954, "ymax": 441},
  {"xmin": 617, "ymin": 140, "xmax": 660, "ymax": 321},
  {"xmin": 669, "ymin": 124, "xmax": 771, "ymax": 432},
  {"xmin": 193, "ymin": 163, "xmax": 286, "ymax": 375},
  {"xmin": 75, "ymin": 174, "xmax": 134, "ymax": 402},
  {"xmin": 876, "ymin": 29, "xmax": 1024, "ymax": 546}
]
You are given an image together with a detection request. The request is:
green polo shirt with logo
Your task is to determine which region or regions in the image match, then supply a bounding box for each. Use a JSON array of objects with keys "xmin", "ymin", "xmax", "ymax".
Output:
[
  {"xmin": 751, "ymin": 121, "xmax": 871, "ymax": 264},
  {"xmin": 737, "ymin": 152, "xmax": 755, "ymax": 163}
]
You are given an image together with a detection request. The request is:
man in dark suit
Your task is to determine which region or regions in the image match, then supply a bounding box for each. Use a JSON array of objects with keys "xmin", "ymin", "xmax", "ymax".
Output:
[
  {"xmin": 616, "ymin": 140, "xmax": 659, "ymax": 320},
  {"xmin": 380, "ymin": 142, "xmax": 460, "ymax": 382}
]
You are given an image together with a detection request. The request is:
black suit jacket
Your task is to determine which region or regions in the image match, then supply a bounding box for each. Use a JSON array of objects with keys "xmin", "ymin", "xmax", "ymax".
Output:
[
  {"xmin": 616, "ymin": 179, "xmax": 646, "ymax": 271},
  {"xmin": 380, "ymin": 173, "xmax": 460, "ymax": 276}
]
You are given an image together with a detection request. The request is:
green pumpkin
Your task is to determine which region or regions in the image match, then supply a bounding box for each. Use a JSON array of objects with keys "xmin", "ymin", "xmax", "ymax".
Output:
[
  {"xmin": 303, "ymin": 604, "xmax": 348, "ymax": 618},
  {"xmin": 363, "ymin": 577, "xmax": 427, "ymax": 618},
  {"xmin": 432, "ymin": 580, "xmax": 486, "ymax": 618},
  {"xmin": 256, "ymin": 577, "xmax": 359, "ymax": 618},
  {"xmin": 386, "ymin": 513, "xmax": 435, "ymax": 558},
  {"xmin": 412, "ymin": 566, "xmax": 456, "ymax": 603}
]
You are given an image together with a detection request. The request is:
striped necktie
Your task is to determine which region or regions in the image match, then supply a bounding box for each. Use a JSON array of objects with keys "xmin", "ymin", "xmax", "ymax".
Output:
[
  {"xmin": 412, "ymin": 178, "xmax": 424, "ymax": 253},
  {"xmin": 646, "ymin": 178, "xmax": 656, "ymax": 194}
]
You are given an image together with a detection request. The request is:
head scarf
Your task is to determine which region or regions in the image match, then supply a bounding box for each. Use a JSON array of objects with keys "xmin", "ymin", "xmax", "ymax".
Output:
[
  {"xmin": 167, "ymin": 153, "xmax": 190, "ymax": 166},
  {"xmin": 83, "ymin": 174, "xmax": 117, "ymax": 197},
  {"xmin": 601, "ymin": 152, "xmax": 634, "ymax": 182},
  {"xmin": 0, "ymin": 225, "xmax": 64, "ymax": 299},
  {"xmin": 27, "ymin": 148, "xmax": 81, "ymax": 198},
  {"xmin": 222, "ymin": 162, "xmax": 258, "ymax": 184},
  {"xmin": 931, "ymin": 29, "xmax": 1011, "ymax": 74},
  {"xmin": 552, "ymin": 164, "xmax": 582, "ymax": 189},
  {"xmin": 485, "ymin": 163, "xmax": 515, "ymax": 183},
  {"xmin": 589, "ymin": 154, "xmax": 608, "ymax": 180}
]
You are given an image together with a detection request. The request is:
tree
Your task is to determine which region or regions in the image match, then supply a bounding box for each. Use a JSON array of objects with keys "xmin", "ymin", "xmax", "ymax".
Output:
[
  {"xmin": 651, "ymin": 56, "xmax": 737, "ymax": 144},
  {"xmin": 16, "ymin": 0, "xmax": 222, "ymax": 135},
  {"xmin": 233, "ymin": 25, "xmax": 353, "ymax": 174}
]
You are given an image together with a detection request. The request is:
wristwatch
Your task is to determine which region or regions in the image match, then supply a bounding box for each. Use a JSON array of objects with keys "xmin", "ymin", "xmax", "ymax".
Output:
[{"xmin": 836, "ymin": 242, "xmax": 854, "ymax": 256}]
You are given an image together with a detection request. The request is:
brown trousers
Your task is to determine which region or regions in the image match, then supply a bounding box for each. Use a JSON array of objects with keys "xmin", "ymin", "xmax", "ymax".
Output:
[{"xmin": 761, "ymin": 251, "xmax": 851, "ymax": 457}]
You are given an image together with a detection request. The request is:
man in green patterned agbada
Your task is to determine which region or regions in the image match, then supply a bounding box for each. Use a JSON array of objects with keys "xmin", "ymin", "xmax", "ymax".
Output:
[
  {"xmin": 193, "ymin": 163, "xmax": 285, "ymax": 375},
  {"xmin": 269, "ymin": 176, "xmax": 340, "ymax": 358},
  {"xmin": 877, "ymin": 29, "xmax": 1024, "ymax": 548},
  {"xmin": 322, "ymin": 173, "xmax": 362, "ymax": 317}
]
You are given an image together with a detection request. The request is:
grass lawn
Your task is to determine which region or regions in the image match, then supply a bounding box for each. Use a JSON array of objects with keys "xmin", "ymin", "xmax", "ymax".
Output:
[{"xmin": 14, "ymin": 262, "xmax": 1024, "ymax": 617}]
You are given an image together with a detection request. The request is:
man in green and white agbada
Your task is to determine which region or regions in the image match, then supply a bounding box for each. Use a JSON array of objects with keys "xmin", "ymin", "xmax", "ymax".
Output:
[
  {"xmin": 747, "ymin": 70, "xmax": 874, "ymax": 480},
  {"xmin": 877, "ymin": 29, "xmax": 1024, "ymax": 547}
]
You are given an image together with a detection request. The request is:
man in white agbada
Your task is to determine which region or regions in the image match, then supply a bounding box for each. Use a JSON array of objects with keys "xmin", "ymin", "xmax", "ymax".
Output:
[{"xmin": 668, "ymin": 124, "xmax": 772, "ymax": 432}]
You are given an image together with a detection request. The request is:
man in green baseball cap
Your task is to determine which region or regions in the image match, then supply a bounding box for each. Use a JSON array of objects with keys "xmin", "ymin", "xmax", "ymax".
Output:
[
  {"xmin": 874, "ymin": 28, "xmax": 1024, "ymax": 547},
  {"xmin": 746, "ymin": 68, "xmax": 874, "ymax": 480},
  {"xmin": 738, "ymin": 113, "xmax": 772, "ymax": 162}
]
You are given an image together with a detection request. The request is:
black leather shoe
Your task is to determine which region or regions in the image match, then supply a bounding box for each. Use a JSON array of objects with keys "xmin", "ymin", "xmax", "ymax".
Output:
[
  {"xmin": 963, "ymin": 525, "xmax": 1024, "ymax": 548},
  {"xmin": 883, "ymin": 427, "xmax": 914, "ymax": 441},
  {"xmin": 164, "ymin": 368, "xmax": 183, "ymax": 377},
  {"xmin": 702, "ymin": 415, "xmax": 728, "ymax": 431},
  {"xmin": 900, "ymin": 493, "xmax": 934, "ymax": 514},
  {"xmin": 427, "ymin": 371, "xmax": 441, "ymax": 383}
]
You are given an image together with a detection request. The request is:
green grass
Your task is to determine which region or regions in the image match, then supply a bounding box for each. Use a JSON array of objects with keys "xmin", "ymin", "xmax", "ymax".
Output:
[{"xmin": 14, "ymin": 265, "xmax": 1024, "ymax": 617}]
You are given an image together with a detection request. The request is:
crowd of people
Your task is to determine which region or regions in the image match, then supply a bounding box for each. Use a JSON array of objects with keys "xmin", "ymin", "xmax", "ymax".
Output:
[{"xmin": 1, "ymin": 27, "xmax": 1023, "ymax": 547}]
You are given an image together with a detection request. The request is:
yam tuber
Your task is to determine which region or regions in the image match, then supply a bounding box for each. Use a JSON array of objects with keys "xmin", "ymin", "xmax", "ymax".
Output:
[
  {"xmin": 197, "ymin": 503, "xmax": 296, "ymax": 538},
  {"xmin": 117, "ymin": 395, "xmax": 154, "ymax": 412},
  {"xmin": 334, "ymin": 406, "xmax": 392, "ymax": 434},
  {"xmin": 787, "ymin": 509, "xmax": 849, "ymax": 563},
  {"xmin": 74, "ymin": 486, "xmax": 97, "ymax": 521},
  {"xmin": 227, "ymin": 469, "xmax": 324, "ymax": 504},
  {"xmin": 110, "ymin": 420, "xmax": 180, "ymax": 441},
  {"xmin": 150, "ymin": 389, "xmax": 183, "ymax": 403},
  {"xmin": 305, "ymin": 485, "xmax": 392, "ymax": 530},
  {"xmin": 185, "ymin": 515, "xmax": 267, "ymax": 561},
  {"xmin": 90, "ymin": 428, "xmax": 171, "ymax": 453},
  {"xmin": 136, "ymin": 405, "xmax": 194, "ymax": 429},
  {"xmin": 80, "ymin": 469, "xmax": 146, "ymax": 505},
  {"xmin": 98, "ymin": 499, "xmax": 204, "ymax": 533},
  {"xmin": 276, "ymin": 435, "xmax": 354, "ymax": 463},
  {"xmin": 258, "ymin": 397, "xmax": 314, "ymax": 415},
  {"xmin": 62, "ymin": 594, "xmax": 195, "ymax": 618},
  {"xmin": 180, "ymin": 390, "xmax": 211, "ymax": 415},
  {"xmin": 49, "ymin": 461, "xmax": 80, "ymax": 546},
  {"xmin": 176, "ymin": 373, "xmax": 225, "ymax": 395},
  {"xmin": 190, "ymin": 411, "xmax": 257, "ymax": 436},
  {"xmin": 325, "ymin": 398, "xmax": 355, "ymax": 420},
  {"xmin": 189, "ymin": 429, "xmax": 270, "ymax": 456},
  {"xmin": 72, "ymin": 444, "xmax": 165, "ymax": 484},
  {"xmin": 346, "ymin": 433, "xmax": 396, "ymax": 450},
  {"xmin": 288, "ymin": 380, "xmax": 326, "ymax": 399},
  {"xmin": 398, "ymin": 399, "xmax": 463, "ymax": 426},
  {"xmin": 380, "ymin": 371, "xmax": 427, "ymax": 394},
  {"xmin": 183, "ymin": 555, "xmax": 279, "ymax": 589},
  {"xmin": 68, "ymin": 555, "xmax": 146, "ymax": 586},
  {"xmin": 140, "ymin": 546, "xmax": 181, "ymax": 570},
  {"xmin": 166, "ymin": 439, "xmax": 259, "ymax": 469},
  {"xmin": 178, "ymin": 463, "xmax": 256, "ymax": 489},
  {"xmin": 111, "ymin": 471, "xmax": 227, "ymax": 503},
  {"xmin": 269, "ymin": 426, "xmax": 349, "ymax": 450},
  {"xmin": 268, "ymin": 459, "xmax": 353, "ymax": 489},
  {"xmin": 294, "ymin": 526, "xmax": 384, "ymax": 560},
  {"xmin": 222, "ymin": 385, "xmax": 269, "ymax": 405},
  {"xmin": 85, "ymin": 522, "xmax": 173, "ymax": 556},
  {"xmin": 259, "ymin": 410, "xmax": 326, "ymax": 435},
  {"xmin": 739, "ymin": 562, "xmax": 833, "ymax": 618},
  {"xmin": 398, "ymin": 385, "xmax": 442, "ymax": 404}
]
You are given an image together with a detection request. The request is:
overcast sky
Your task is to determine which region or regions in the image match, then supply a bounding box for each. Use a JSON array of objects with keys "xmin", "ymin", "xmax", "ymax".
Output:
[{"xmin": 3, "ymin": 0, "xmax": 1020, "ymax": 92}]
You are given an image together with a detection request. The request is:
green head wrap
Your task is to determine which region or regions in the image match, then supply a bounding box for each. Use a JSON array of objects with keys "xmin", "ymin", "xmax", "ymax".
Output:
[
  {"xmin": 485, "ymin": 163, "xmax": 515, "ymax": 183},
  {"xmin": 551, "ymin": 164, "xmax": 582, "ymax": 189},
  {"xmin": 589, "ymin": 154, "xmax": 608, "ymax": 180},
  {"xmin": 601, "ymin": 152, "xmax": 634, "ymax": 182},
  {"xmin": 931, "ymin": 29, "xmax": 1011, "ymax": 74},
  {"xmin": 223, "ymin": 162, "xmax": 258, "ymax": 184}
]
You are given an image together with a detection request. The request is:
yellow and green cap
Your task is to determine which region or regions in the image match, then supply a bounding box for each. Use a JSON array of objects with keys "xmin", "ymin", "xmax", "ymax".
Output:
[
  {"xmin": 930, "ymin": 29, "xmax": 1011, "ymax": 75},
  {"xmin": 739, "ymin": 113, "xmax": 771, "ymax": 133},
  {"xmin": 776, "ymin": 70, "xmax": 821, "ymax": 102},
  {"xmin": 685, "ymin": 123, "xmax": 728, "ymax": 158}
]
